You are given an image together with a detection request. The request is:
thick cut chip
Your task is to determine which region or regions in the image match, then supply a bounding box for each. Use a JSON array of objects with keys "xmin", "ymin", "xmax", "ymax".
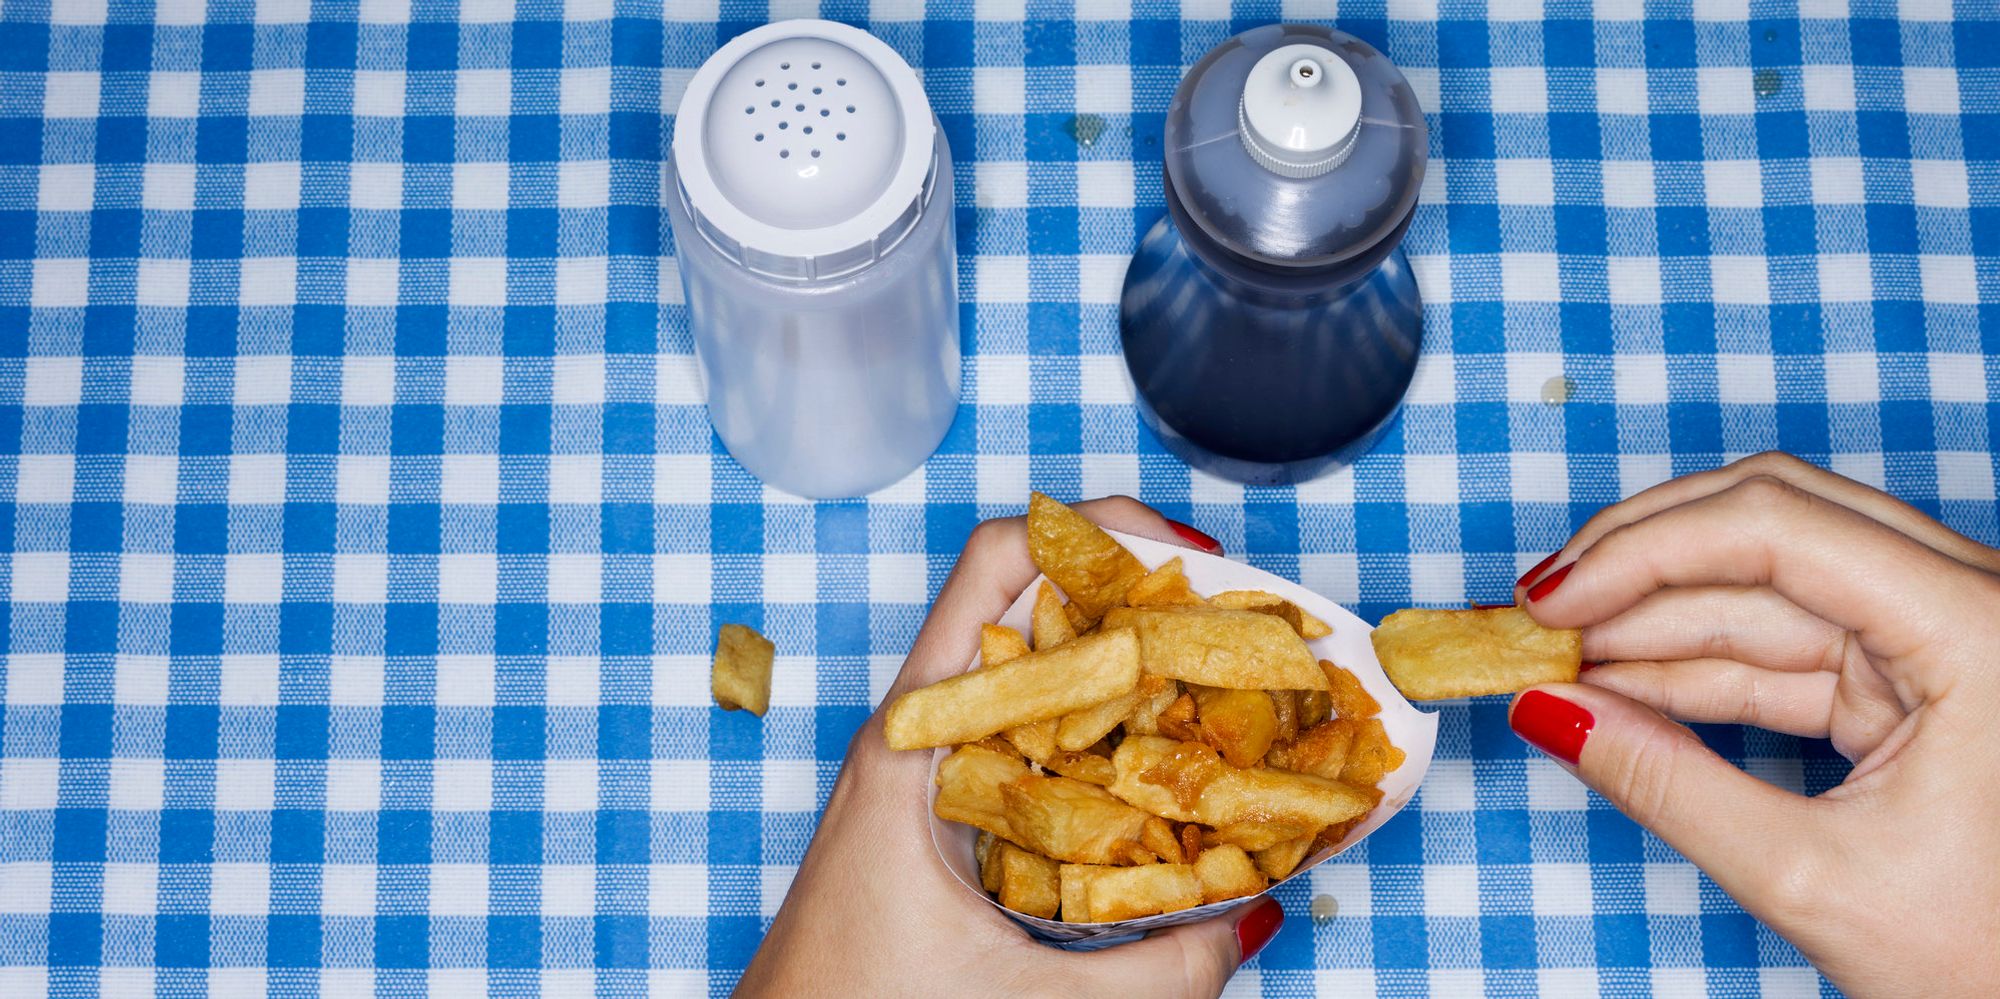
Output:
[
  {"xmin": 1321, "ymin": 660, "xmax": 1381, "ymax": 721},
  {"xmin": 1026, "ymin": 493, "xmax": 1148, "ymax": 624},
  {"xmin": 1193, "ymin": 844, "xmax": 1268, "ymax": 904},
  {"xmin": 1100, "ymin": 607, "xmax": 1326, "ymax": 690},
  {"xmin": 1270, "ymin": 689, "xmax": 1299, "ymax": 744},
  {"xmin": 1154, "ymin": 691, "xmax": 1201, "ymax": 741},
  {"xmin": 1108, "ymin": 736, "xmax": 1374, "ymax": 846},
  {"xmin": 1252, "ymin": 834, "xmax": 1316, "ymax": 881},
  {"xmin": 1191, "ymin": 686, "xmax": 1280, "ymax": 768},
  {"xmin": 1031, "ymin": 582, "xmax": 1078, "ymax": 651},
  {"xmin": 1371, "ymin": 606, "xmax": 1582, "ymax": 700},
  {"xmin": 712, "ymin": 624, "xmax": 775, "ymax": 716},
  {"xmin": 1265, "ymin": 718, "xmax": 1358, "ymax": 780},
  {"xmin": 1125, "ymin": 558, "xmax": 1205, "ymax": 608},
  {"xmin": 1005, "ymin": 718, "xmax": 1059, "ymax": 764},
  {"xmin": 933, "ymin": 744, "xmax": 1031, "ymax": 842},
  {"xmin": 981, "ymin": 624, "xmax": 1031, "ymax": 667},
  {"xmin": 884, "ymin": 628, "xmax": 1141, "ymax": 750},
  {"xmin": 1339, "ymin": 717, "xmax": 1406, "ymax": 787},
  {"xmin": 1042, "ymin": 749, "xmax": 1117, "ymax": 786},
  {"xmin": 1206, "ymin": 590, "xmax": 1333, "ymax": 640},
  {"xmin": 1000, "ymin": 774, "xmax": 1158, "ymax": 865},
  {"xmin": 995, "ymin": 843, "xmax": 1062, "ymax": 919},
  {"xmin": 1140, "ymin": 815, "xmax": 1184, "ymax": 865},
  {"xmin": 1056, "ymin": 675, "xmax": 1172, "ymax": 752},
  {"xmin": 1315, "ymin": 813, "xmax": 1370, "ymax": 852},
  {"xmin": 1059, "ymin": 864, "xmax": 1105, "ymax": 923},
  {"xmin": 1068, "ymin": 863, "xmax": 1203, "ymax": 922}
]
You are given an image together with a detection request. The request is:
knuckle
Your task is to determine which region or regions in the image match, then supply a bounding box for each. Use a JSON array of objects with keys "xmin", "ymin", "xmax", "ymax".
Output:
[
  {"xmin": 1604, "ymin": 723, "xmax": 1695, "ymax": 827},
  {"xmin": 965, "ymin": 517, "xmax": 1022, "ymax": 555},
  {"xmin": 1730, "ymin": 472, "xmax": 1806, "ymax": 511},
  {"xmin": 1758, "ymin": 843, "xmax": 1832, "ymax": 925},
  {"xmin": 1736, "ymin": 451, "xmax": 1803, "ymax": 478},
  {"xmin": 1088, "ymin": 494, "xmax": 1152, "ymax": 520}
]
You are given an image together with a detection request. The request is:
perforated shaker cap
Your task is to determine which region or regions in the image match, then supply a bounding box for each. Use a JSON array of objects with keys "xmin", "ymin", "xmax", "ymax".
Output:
[
  {"xmin": 1237, "ymin": 43, "xmax": 1362, "ymax": 179},
  {"xmin": 671, "ymin": 20, "xmax": 939, "ymax": 281}
]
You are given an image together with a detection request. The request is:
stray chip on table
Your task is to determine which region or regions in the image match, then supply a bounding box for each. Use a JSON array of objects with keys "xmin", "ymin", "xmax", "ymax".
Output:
[{"xmin": 713, "ymin": 623, "xmax": 775, "ymax": 716}]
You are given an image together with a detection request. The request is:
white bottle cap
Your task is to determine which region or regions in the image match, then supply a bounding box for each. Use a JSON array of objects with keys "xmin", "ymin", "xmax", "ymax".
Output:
[
  {"xmin": 671, "ymin": 20, "xmax": 939, "ymax": 281},
  {"xmin": 1237, "ymin": 43, "xmax": 1363, "ymax": 179}
]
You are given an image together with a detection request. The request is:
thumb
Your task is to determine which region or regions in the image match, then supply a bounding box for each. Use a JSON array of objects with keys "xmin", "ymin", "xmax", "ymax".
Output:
[
  {"xmin": 1066, "ymin": 897, "xmax": 1282, "ymax": 999},
  {"xmin": 1508, "ymin": 684, "xmax": 1822, "ymax": 913}
]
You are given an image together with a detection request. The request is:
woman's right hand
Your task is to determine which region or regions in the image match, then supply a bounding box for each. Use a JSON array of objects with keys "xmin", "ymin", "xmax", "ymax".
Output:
[{"xmin": 1507, "ymin": 452, "xmax": 2000, "ymax": 997}]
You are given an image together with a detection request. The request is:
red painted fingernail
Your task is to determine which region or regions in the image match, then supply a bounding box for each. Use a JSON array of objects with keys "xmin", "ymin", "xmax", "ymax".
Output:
[
  {"xmin": 1235, "ymin": 897, "xmax": 1283, "ymax": 965},
  {"xmin": 1580, "ymin": 661, "xmax": 1603, "ymax": 672},
  {"xmin": 1525, "ymin": 563, "xmax": 1573, "ymax": 602},
  {"xmin": 1168, "ymin": 519, "xmax": 1222, "ymax": 555},
  {"xmin": 1510, "ymin": 689, "xmax": 1594, "ymax": 766},
  {"xmin": 1516, "ymin": 551, "xmax": 1560, "ymax": 591}
]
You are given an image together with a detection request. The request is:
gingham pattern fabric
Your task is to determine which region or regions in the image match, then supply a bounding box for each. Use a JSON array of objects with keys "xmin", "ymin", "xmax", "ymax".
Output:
[{"xmin": 0, "ymin": 0, "xmax": 1992, "ymax": 994}]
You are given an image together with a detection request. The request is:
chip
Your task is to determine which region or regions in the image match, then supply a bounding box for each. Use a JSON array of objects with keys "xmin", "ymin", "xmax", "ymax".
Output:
[
  {"xmin": 1031, "ymin": 581, "xmax": 1077, "ymax": 651},
  {"xmin": 1063, "ymin": 863, "xmax": 1203, "ymax": 922},
  {"xmin": 1124, "ymin": 557, "xmax": 1205, "ymax": 608},
  {"xmin": 1264, "ymin": 718, "xmax": 1357, "ymax": 780},
  {"xmin": 1027, "ymin": 493, "xmax": 1148, "ymax": 625},
  {"xmin": 977, "ymin": 831, "xmax": 1004, "ymax": 893},
  {"xmin": 1206, "ymin": 589, "xmax": 1333, "ymax": 640},
  {"xmin": 1109, "ymin": 736, "xmax": 1374, "ymax": 847},
  {"xmin": 712, "ymin": 623, "xmax": 775, "ymax": 716},
  {"xmin": 981, "ymin": 624, "xmax": 1031, "ymax": 668},
  {"xmin": 1041, "ymin": 749, "xmax": 1117, "ymax": 786},
  {"xmin": 933, "ymin": 744, "xmax": 1031, "ymax": 842},
  {"xmin": 1252, "ymin": 834, "xmax": 1315, "ymax": 881},
  {"xmin": 1191, "ymin": 686, "xmax": 1280, "ymax": 768},
  {"xmin": 1100, "ymin": 606, "xmax": 1327, "ymax": 690},
  {"xmin": 884, "ymin": 628, "xmax": 1141, "ymax": 751},
  {"xmin": 1339, "ymin": 717, "xmax": 1406, "ymax": 788},
  {"xmin": 1370, "ymin": 605, "xmax": 1582, "ymax": 700},
  {"xmin": 1322, "ymin": 660, "xmax": 1381, "ymax": 721},
  {"xmin": 995, "ymin": 842, "xmax": 1062, "ymax": 919},
  {"xmin": 1001, "ymin": 774, "xmax": 1159, "ymax": 866},
  {"xmin": 1192, "ymin": 844, "xmax": 1268, "ymax": 904}
]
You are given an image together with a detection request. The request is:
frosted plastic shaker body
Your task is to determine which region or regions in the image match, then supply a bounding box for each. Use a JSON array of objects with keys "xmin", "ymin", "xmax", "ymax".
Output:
[
  {"xmin": 1120, "ymin": 24, "xmax": 1428, "ymax": 485},
  {"xmin": 667, "ymin": 20, "xmax": 959, "ymax": 498}
]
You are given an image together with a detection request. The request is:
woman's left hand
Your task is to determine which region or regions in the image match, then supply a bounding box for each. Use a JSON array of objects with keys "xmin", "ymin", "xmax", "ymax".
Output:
[{"xmin": 735, "ymin": 497, "xmax": 1282, "ymax": 998}]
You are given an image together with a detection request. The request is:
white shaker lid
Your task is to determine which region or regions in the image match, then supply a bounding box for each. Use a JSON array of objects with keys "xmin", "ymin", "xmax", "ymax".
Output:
[
  {"xmin": 671, "ymin": 19, "xmax": 939, "ymax": 281},
  {"xmin": 1237, "ymin": 43, "xmax": 1362, "ymax": 179}
]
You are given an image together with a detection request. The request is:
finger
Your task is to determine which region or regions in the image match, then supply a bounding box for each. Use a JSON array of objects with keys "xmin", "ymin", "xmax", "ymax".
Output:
[
  {"xmin": 1062, "ymin": 896, "xmax": 1280, "ymax": 999},
  {"xmin": 1581, "ymin": 659, "xmax": 1840, "ymax": 739},
  {"xmin": 1516, "ymin": 451, "xmax": 2000, "ymax": 598},
  {"xmin": 883, "ymin": 496, "xmax": 1199, "ymax": 701},
  {"xmin": 1525, "ymin": 476, "xmax": 2000, "ymax": 692},
  {"xmin": 1508, "ymin": 683, "xmax": 1826, "ymax": 925},
  {"xmin": 1580, "ymin": 586, "xmax": 1848, "ymax": 674}
]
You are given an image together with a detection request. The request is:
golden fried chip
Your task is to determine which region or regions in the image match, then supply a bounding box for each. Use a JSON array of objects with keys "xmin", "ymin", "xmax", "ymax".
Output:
[
  {"xmin": 1252, "ymin": 834, "xmax": 1315, "ymax": 881},
  {"xmin": 1059, "ymin": 864, "xmax": 1105, "ymax": 923},
  {"xmin": 1004, "ymin": 718, "xmax": 1059, "ymax": 764},
  {"xmin": 1140, "ymin": 815, "xmax": 1184, "ymax": 865},
  {"xmin": 1070, "ymin": 863, "xmax": 1203, "ymax": 922},
  {"xmin": 1315, "ymin": 813, "xmax": 1370, "ymax": 852},
  {"xmin": 1100, "ymin": 606, "xmax": 1326, "ymax": 690},
  {"xmin": 1108, "ymin": 736, "xmax": 1374, "ymax": 847},
  {"xmin": 1125, "ymin": 557, "xmax": 1205, "ymax": 608},
  {"xmin": 1179, "ymin": 823, "xmax": 1204, "ymax": 865},
  {"xmin": 1031, "ymin": 581, "xmax": 1077, "ymax": 651},
  {"xmin": 1370, "ymin": 606, "xmax": 1582, "ymax": 700},
  {"xmin": 995, "ymin": 843, "xmax": 1061, "ymax": 919},
  {"xmin": 1321, "ymin": 660, "xmax": 1381, "ymax": 721},
  {"xmin": 1026, "ymin": 493, "xmax": 1148, "ymax": 625},
  {"xmin": 1191, "ymin": 686, "xmax": 1280, "ymax": 768},
  {"xmin": 1000, "ymin": 774, "xmax": 1158, "ymax": 866},
  {"xmin": 1269, "ymin": 689, "xmax": 1299, "ymax": 744},
  {"xmin": 1193, "ymin": 844, "xmax": 1268, "ymax": 903},
  {"xmin": 884, "ymin": 628, "xmax": 1141, "ymax": 750},
  {"xmin": 1265, "ymin": 718, "xmax": 1357, "ymax": 779},
  {"xmin": 981, "ymin": 624, "xmax": 1031, "ymax": 667},
  {"xmin": 1206, "ymin": 590, "xmax": 1333, "ymax": 640},
  {"xmin": 711, "ymin": 623, "xmax": 775, "ymax": 716},
  {"xmin": 933, "ymin": 744, "xmax": 1031, "ymax": 842},
  {"xmin": 1339, "ymin": 717, "xmax": 1406, "ymax": 787},
  {"xmin": 1154, "ymin": 691, "xmax": 1201, "ymax": 742},
  {"xmin": 1042, "ymin": 749, "xmax": 1117, "ymax": 786}
]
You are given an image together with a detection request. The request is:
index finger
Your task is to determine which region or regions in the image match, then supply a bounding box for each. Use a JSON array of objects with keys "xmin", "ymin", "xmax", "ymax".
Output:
[{"xmin": 1528, "ymin": 475, "xmax": 2000, "ymax": 694}]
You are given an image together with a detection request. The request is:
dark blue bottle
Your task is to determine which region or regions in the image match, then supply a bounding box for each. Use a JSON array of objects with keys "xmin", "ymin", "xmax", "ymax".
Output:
[{"xmin": 1120, "ymin": 24, "xmax": 1429, "ymax": 485}]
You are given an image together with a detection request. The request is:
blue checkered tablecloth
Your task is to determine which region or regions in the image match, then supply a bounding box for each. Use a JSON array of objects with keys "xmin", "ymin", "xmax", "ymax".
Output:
[{"xmin": 0, "ymin": 0, "xmax": 1994, "ymax": 995}]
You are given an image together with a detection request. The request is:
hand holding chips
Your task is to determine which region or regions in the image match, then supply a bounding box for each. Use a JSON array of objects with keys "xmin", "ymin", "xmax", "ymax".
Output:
[{"xmin": 887, "ymin": 494, "xmax": 1413, "ymax": 924}]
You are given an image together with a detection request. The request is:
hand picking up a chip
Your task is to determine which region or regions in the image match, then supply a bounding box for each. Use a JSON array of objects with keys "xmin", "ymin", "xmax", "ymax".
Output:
[
  {"xmin": 884, "ymin": 494, "xmax": 1410, "ymax": 924},
  {"xmin": 1371, "ymin": 606, "xmax": 1583, "ymax": 700}
]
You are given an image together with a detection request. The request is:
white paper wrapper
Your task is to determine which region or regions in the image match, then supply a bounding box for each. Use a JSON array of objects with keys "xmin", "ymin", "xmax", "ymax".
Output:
[{"xmin": 927, "ymin": 529, "xmax": 1440, "ymax": 946}]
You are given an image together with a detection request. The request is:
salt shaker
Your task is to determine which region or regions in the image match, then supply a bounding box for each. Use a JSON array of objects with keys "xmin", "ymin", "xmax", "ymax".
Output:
[
  {"xmin": 1119, "ymin": 24, "xmax": 1428, "ymax": 485},
  {"xmin": 666, "ymin": 19, "xmax": 958, "ymax": 498}
]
